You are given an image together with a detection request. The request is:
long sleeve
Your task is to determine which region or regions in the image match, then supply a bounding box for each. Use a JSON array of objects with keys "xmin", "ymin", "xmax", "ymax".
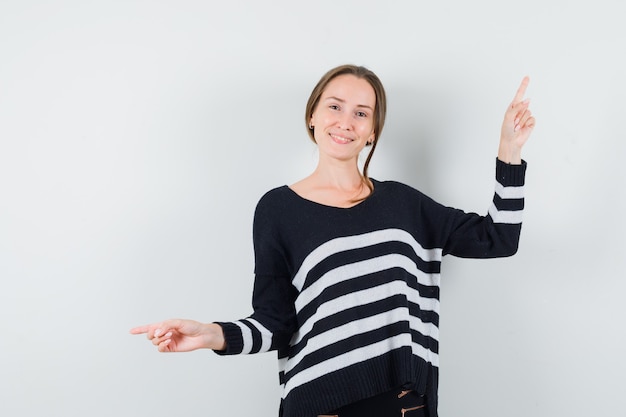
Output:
[
  {"xmin": 442, "ymin": 158, "xmax": 527, "ymax": 258},
  {"xmin": 215, "ymin": 189, "xmax": 298, "ymax": 355}
]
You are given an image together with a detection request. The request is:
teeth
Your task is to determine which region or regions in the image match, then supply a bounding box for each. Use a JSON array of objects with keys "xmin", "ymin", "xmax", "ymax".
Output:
[{"xmin": 330, "ymin": 134, "xmax": 352, "ymax": 143}]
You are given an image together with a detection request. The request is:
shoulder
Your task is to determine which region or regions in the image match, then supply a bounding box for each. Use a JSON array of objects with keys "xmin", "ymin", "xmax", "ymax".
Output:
[
  {"xmin": 255, "ymin": 185, "xmax": 292, "ymax": 212},
  {"xmin": 258, "ymin": 185, "xmax": 290, "ymax": 201},
  {"xmin": 372, "ymin": 178, "xmax": 425, "ymax": 199},
  {"xmin": 252, "ymin": 186, "xmax": 293, "ymax": 238},
  {"xmin": 371, "ymin": 179, "xmax": 445, "ymax": 214}
]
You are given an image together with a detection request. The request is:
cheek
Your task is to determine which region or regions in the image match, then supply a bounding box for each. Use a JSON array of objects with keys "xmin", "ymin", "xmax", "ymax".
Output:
[
  {"xmin": 315, "ymin": 111, "xmax": 334, "ymax": 126},
  {"xmin": 359, "ymin": 121, "xmax": 375, "ymax": 137},
  {"xmin": 310, "ymin": 112, "xmax": 323, "ymax": 130}
]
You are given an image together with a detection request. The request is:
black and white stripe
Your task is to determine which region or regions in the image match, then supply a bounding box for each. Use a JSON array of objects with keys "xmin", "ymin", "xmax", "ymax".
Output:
[
  {"xmin": 489, "ymin": 180, "xmax": 524, "ymax": 224},
  {"xmin": 278, "ymin": 228, "xmax": 443, "ymax": 398}
]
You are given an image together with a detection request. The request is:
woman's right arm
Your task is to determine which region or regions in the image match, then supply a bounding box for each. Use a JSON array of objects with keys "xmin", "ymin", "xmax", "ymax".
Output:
[
  {"xmin": 129, "ymin": 271, "xmax": 297, "ymax": 355},
  {"xmin": 130, "ymin": 189, "xmax": 297, "ymax": 355},
  {"xmin": 130, "ymin": 319, "xmax": 226, "ymax": 352}
]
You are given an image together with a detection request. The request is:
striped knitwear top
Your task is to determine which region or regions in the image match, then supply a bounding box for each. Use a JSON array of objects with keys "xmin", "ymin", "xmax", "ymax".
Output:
[{"xmin": 216, "ymin": 159, "xmax": 526, "ymax": 417}]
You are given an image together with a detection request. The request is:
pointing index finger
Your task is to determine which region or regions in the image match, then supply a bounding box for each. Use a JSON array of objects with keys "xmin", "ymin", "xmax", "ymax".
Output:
[
  {"xmin": 512, "ymin": 76, "xmax": 530, "ymax": 105},
  {"xmin": 129, "ymin": 325, "xmax": 150, "ymax": 335}
]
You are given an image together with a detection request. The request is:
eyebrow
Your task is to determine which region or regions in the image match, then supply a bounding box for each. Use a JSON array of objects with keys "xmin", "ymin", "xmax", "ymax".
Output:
[{"xmin": 324, "ymin": 96, "xmax": 374, "ymax": 110}]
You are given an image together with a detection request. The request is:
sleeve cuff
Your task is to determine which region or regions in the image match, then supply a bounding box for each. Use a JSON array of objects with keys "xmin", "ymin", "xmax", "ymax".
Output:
[
  {"xmin": 212, "ymin": 322, "xmax": 243, "ymax": 355},
  {"xmin": 495, "ymin": 157, "xmax": 527, "ymax": 187}
]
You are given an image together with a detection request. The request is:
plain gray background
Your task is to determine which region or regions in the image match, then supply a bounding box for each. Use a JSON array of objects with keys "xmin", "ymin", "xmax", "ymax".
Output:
[{"xmin": 1, "ymin": 1, "xmax": 624, "ymax": 416}]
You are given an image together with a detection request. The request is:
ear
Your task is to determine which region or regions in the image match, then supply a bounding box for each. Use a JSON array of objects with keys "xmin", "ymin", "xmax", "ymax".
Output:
[{"xmin": 368, "ymin": 132, "xmax": 376, "ymax": 144}]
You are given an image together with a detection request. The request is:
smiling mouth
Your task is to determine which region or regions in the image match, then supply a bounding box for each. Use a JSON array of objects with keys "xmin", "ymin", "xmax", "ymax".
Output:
[{"xmin": 330, "ymin": 133, "xmax": 353, "ymax": 144}]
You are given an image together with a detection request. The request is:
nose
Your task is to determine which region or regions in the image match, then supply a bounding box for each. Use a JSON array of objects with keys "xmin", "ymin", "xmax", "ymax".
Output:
[{"xmin": 337, "ymin": 111, "xmax": 353, "ymax": 130}]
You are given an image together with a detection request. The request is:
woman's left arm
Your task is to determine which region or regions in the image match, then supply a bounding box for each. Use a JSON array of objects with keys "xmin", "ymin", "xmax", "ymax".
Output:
[
  {"xmin": 498, "ymin": 76, "xmax": 536, "ymax": 164},
  {"xmin": 441, "ymin": 78, "xmax": 535, "ymax": 258}
]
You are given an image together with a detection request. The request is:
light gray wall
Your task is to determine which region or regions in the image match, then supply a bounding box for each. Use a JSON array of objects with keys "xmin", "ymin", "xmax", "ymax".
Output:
[{"xmin": 1, "ymin": 1, "xmax": 624, "ymax": 416}]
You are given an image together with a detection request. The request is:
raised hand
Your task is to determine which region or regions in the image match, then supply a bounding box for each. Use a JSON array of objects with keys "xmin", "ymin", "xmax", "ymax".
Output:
[
  {"xmin": 498, "ymin": 76, "xmax": 536, "ymax": 164},
  {"xmin": 130, "ymin": 319, "xmax": 226, "ymax": 352}
]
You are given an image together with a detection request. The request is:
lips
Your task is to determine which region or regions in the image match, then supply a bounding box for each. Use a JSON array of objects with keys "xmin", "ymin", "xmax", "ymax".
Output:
[{"xmin": 329, "ymin": 133, "xmax": 354, "ymax": 144}]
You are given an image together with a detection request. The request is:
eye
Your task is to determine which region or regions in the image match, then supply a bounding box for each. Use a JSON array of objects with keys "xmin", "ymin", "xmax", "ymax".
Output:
[
  {"xmin": 356, "ymin": 111, "xmax": 368, "ymax": 118},
  {"xmin": 329, "ymin": 104, "xmax": 340, "ymax": 111}
]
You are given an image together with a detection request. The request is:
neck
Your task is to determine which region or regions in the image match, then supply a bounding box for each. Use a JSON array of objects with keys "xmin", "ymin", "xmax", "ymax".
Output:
[
  {"xmin": 312, "ymin": 157, "xmax": 364, "ymax": 192},
  {"xmin": 289, "ymin": 156, "xmax": 372, "ymax": 208}
]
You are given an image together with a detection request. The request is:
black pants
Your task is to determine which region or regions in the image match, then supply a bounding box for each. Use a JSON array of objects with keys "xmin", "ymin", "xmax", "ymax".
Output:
[{"xmin": 321, "ymin": 389, "xmax": 428, "ymax": 417}]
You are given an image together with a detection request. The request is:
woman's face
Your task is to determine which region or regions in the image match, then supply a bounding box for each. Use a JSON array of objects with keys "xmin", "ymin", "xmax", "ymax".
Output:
[{"xmin": 309, "ymin": 74, "xmax": 376, "ymax": 163}]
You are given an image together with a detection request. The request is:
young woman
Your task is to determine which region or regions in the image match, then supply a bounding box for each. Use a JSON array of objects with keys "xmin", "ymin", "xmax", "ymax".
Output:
[{"xmin": 130, "ymin": 65, "xmax": 535, "ymax": 417}]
